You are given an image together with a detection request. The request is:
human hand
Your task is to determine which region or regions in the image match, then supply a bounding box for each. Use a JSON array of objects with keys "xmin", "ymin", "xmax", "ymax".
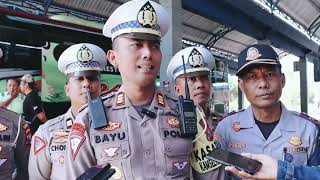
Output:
[{"xmin": 225, "ymin": 153, "xmax": 277, "ymax": 180}]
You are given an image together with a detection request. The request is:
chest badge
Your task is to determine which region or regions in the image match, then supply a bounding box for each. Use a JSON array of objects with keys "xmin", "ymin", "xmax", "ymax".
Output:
[
  {"xmin": 167, "ymin": 117, "xmax": 179, "ymax": 128},
  {"xmin": 0, "ymin": 123, "xmax": 7, "ymax": 132},
  {"xmin": 102, "ymin": 122, "xmax": 122, "ymax": 131},
  {"xmin": 232, "ymin": 122, "xmax": 240, "ymax": 132},
  {"xmin": 173, "ymin": 161, "xmax": 188, "ymax": 170},
  {"xmin": 53, "ymin": 130, "xmax": 69, "ymax": 143},
  {"xmin": 289, "ymin": 135, "xmax": 302, "ymax": 146},
  {"xmin": 104, "ymin": 147, "xmax": 119, "ymax": 157}
]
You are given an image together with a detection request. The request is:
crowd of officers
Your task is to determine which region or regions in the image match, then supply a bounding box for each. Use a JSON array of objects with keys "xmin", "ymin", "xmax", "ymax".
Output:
[{"xmin": 1, "ymin": 0, "xmax": 320, "ymax": 180}]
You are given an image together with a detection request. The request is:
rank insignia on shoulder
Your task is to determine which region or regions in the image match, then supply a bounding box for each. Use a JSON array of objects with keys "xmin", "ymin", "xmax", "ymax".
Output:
[
  {"xmin": 293, "ymin": 112, "xmax": 320, "ymax": 126},
  {"xmin": 220, "ymin": 109, "xmax": 244, "ymax": 121},
  {"xmin": 157, "ymin": 93, "xmax": 165, "ymax": 107},
  {"xmin": 116, "ymin": 92, "xmax": 125, "ymax": 106},
  {"xmin": 289, "ymin": 135, "xmax": 303, "ymax": 146},
  {"xmin": 0, "ymin": 123, "xmax": 7, "ymax": 132},
  {"xmin": 66, "ymin": 118, "xmax": 73, "ymax": 128},
  {"xmin": 167, "ymin": 117, "xmax": 179, "ymax": 128},
  {"xmin": 232, "ymin": 121, "xmax": 240, "ymax": 132},
  {"xmin": 34, "ymin": 136, "xmax": 46, "ymax": 155}
]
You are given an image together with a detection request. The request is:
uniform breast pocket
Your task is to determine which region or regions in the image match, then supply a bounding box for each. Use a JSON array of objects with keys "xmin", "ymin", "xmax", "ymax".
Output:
[
  {"xmin": 95, "ymin": 141, "xmax": 130, "ymax": 164},
  {"xmin": 163, "ymin": 138, "xmax": 192, "ymax": 177},
  {"xmin": 287, "ymin": 145, "xmax": 309, "ymax": 165}
]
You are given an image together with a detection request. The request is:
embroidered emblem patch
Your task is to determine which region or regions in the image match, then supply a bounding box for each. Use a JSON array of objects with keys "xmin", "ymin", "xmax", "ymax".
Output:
[
  {"xmin": 102, "ymin": 122, "xmax": 122, "ymax": 131},
  {"xmin": 77, "ymin": 45, "xmax": 93, "ymax": 63},
  {"xmin": 58, "ymin": 156, "xmax": 64, "ymax": 164},
  {"xmin": 34, "ymin": 136, "xmax": 46, "ymax": 155},
  {"xmin": 188, "ymin": 48, "xmax": 204, "ymax": 68},
  {"xmin": 173, "ymin": 161, "xmax": 188, "ymax": 170},
  {"xmin": 246, "ymin": 47, "xmax": 261, "ymax": 61},
  {"xmin": 289, "ymin": 135, "xmax": 302, "ymax": 146},
  {"xmin": 70, "ymin": 133, "xmax": 86, "ymax": 160},
  {"xmin": 0, "ymin": 123, "xmax": 7, "ymax": 132},
  {"xmin": 70, "ymin": 123, "xmax": 86, "ymax": 160},
  {"xmin": 53, "ymin": 130, "xmax": 69, "ymax": 143},
  {"xmin": 116, "ymin": 92, "xmax": 125, "ymax": 106},
  {"xmin": 104, "ymin": 147, "xmax": 119, "ymax": 157},
  {"xmin": 137, "ymin": 1, "xmax": 157, "ymax": 28},
  {"xmin": 232, "ymin": 122, "xmax": 240, "ymax": 132},
  {"xmin": 157, "ymin": 93, "xmax": 165, "ymax": 107},
  {"xmin": 167, "ymin": 117, "xmax": 179, "ymax": 128}
]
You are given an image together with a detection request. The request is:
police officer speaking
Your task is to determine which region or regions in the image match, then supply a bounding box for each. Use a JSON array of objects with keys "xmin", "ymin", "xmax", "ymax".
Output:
[
  {"xmin": 214, "ymin": 44, "xmax": 320, "ymax": 178},
  {"xmin": 0, "ymin": 108, "xmax": 31, "ymax": 180},
  {"xmin": 64, "ymin": 0, "xmax": 194, "ymax": 179},
  {"xmin": 167, "ymin": 46, "xmax": 224, "ymax": 180},
  {"xmin": 28, "ymin": 43, "xmax": 107, "ymax": 180}
]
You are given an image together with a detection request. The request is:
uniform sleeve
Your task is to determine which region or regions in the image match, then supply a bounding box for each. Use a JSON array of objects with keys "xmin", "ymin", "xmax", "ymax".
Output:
[
  {"xmin": 214, "ymin": 120, "xmax": 228, "ymax": 149},
  {"xmin": 14, "ymin": 118, "xmax": 31, "ymax": 180},
  {"xmin": 307, "ymin": 125, "xmax": 320, "ymax": 166},
  {"xmin": 28, "ymin": 125, "xmax": 51, "ymax": 180}
]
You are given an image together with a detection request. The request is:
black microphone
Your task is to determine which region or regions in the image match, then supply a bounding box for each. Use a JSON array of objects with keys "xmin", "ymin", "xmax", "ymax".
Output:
[{"xmin": 142, "ymin": 108, "xmax": 157, "ymax": 118}]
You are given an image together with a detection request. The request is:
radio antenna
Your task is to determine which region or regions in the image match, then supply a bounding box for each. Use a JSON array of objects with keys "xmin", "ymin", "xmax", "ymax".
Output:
[{"xmin": 182, "ymin": 55, "xmax": 190, "ymax": 99}]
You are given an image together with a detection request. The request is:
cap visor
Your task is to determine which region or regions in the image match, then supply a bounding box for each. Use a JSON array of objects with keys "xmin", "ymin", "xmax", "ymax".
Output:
[
  {"xmin": 67, "ymin": 70, "xmax": 100, "ymax": 77},
  {"xmin": 119, "ymin": 33, "xmax": 160, "ymax": 41},
  {"xmin": 177, "ymin": 71, "xmax": 210, "ymax": 79},
  {"xmin": 236, "ymin": 62, "xmax": 281, "ymax": 76}
]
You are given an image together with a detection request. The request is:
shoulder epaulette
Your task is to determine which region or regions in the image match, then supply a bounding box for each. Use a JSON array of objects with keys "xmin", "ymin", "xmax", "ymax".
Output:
[
  {"xmin": 101, "ymin": 83, "xmax": 121, "ymax": 97},
  {"xmin": 164, "ymin": 93, "xmax": 178, "ymax": 102},
  {"xmin": 292, "ymin": 111, "xmax": 320, "ymax": 126},
  {"xmin": 41, "ymin": 114, "xmax": 65, "ymax": 129},
  {"xmin": 220, "ymin": 109, "xmax": 244, "ymax": 121}
]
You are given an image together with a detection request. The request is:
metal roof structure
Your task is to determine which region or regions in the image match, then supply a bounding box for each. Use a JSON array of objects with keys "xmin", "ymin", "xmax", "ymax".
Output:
[{"xmin": 0, "ymin": 0, "xmax": 319, "ymax": 59}]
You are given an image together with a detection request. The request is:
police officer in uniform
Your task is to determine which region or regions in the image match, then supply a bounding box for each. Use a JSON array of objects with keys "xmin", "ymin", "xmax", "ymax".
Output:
[
  {"xmin": 28, "ymin": 43, "xmax": 107, "ymax": 180},
  {"xmin": 0, "ymin": 108, "xmax": 31, "ymax": 180},
  {"xmin": 167, "ymin": 46, "xmax": 224, "ymax": 180},
  {"xmin": 65, "ymin": 0, "xmax": 193, "ymax": 179},
  {"xmin": 215, "ymin": 44, "xmax": 320, "ymax": 178}
]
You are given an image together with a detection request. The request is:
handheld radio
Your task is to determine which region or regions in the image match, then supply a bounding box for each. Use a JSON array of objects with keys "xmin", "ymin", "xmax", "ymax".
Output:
[
  {"xmin": 177, "ymin": 55, "xmax": 198, "ymax": 138},
  {"xmin": 87, "ymin": 91, "xmax": 108, "ymax": 129}
]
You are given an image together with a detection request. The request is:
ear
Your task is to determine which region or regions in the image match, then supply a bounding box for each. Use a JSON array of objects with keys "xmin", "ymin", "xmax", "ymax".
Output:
[
  {"xmin": 281, "ymin": 73, "xmax": 286, "ymax": 88},
  {"xmin": 64, "ymin": 84, "xmax": 70, "ymax": 97},
  {"xmin": 174, "ymin": 84, "xmax": 180, "ymax": 96},
  {"xmin": 107, "ymin": 50, "xmax": 118, "ymax": 68},
  {"xmin": 238, "ymin": 78, "xmax": 244, "ymax": 92}
]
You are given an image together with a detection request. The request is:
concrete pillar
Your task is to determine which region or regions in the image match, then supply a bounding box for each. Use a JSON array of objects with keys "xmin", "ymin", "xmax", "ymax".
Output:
[
  {"xmin": 299, "ymin": 56, "xmax": 308, "ymax": 113},
  {"xmin": 159, "ymin": 0, "xmax": 183, "ymax": 95}
]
